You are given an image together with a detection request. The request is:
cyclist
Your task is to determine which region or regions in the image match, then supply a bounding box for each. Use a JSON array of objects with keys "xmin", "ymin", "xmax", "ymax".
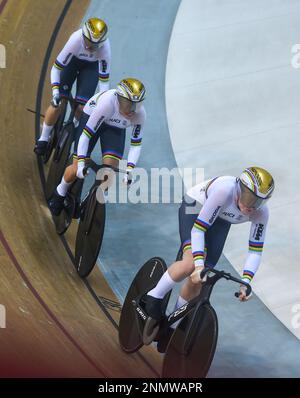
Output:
[
  {"xmin": 48, "ymin": 77, "xmax": 146, "ymax": 215},
  {"xmin": 143, "ymin": 167, "xmax": 275, "ymax": 320},
  {"xmin": 34, "ymin": 18, "xmax": 111, "ymax": 155}
]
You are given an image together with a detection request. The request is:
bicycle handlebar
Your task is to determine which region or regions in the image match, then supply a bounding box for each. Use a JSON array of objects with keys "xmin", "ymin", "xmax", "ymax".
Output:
[
  {"xmin": 83, "ymin": 160, "xmax": 128, "ymax": 176},
  {"xmin": 200, "ymin": 267, "xmax": 252, "ymax": 298}
]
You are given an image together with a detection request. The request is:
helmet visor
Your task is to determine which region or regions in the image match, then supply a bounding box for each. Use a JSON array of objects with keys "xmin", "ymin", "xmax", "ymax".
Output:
[
  {"xmin": 239, "ymin": 182, "xmax": 266, "ymax": 210},
  {"xmin": 118, "ymin": 95, "xmax": 143, "ymax": 113},
  {"xmin": 83, "ymin": 36, "xmax": 105, "ymax": 50}
]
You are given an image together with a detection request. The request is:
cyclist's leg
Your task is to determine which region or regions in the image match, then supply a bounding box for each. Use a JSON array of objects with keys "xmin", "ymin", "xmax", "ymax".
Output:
[
  {"xmin": 152, "ymin": 195, "xmax": 200, "ymax": 285},
  {"xmin": 42, "ymin": 99, "xmax": 67, "ymax": 132},
  {"xmin": 179, "ymin": 255, "xmax": 202, "ymax": 303},
  {"xmin": 179, "ymin": 217, "xmax": 231, "ymax": 304},
  {"xmin": 98, "ymin": 125, "xmax": 126, "ymax": 188},
  {"xmin": 74, "ymin": 60, "xmax": 98, "ymax": 124},
  {"xmin": 49, "ymin": 122, "xmax": 99, "ymax": 215},
  {"xmin": 204, "ymin": 217, "xmax": 231, "ymax": 267},
  {"xmin": 39, "ymin": 58, "xmax": 77, "ymax": 143},
  {"xmin": 35, "ymin": 98, "xmax": 69, "ymax": 155},
  {"xmin": 52, "ymin": 113, "xmax": 97, "ymax": 201},
  {"xmin": 169, "ymin": 198, "xmax": 203, "ymax": 307},
  {"xmin": 144, "ymin": 196, "xmax": 200, "ymax": 319},
  {"xmin": 61, "ymin": 112, "xmax": 91, "ymax": 187}
]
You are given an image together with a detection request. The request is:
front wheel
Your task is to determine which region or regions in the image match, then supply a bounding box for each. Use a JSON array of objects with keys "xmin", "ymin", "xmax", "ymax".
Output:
[
  {"xmin": 162, "ymin": 303, "xmax": 218, "ymax": 378},
  {"xmin": 75, "ymin": 186, "xmax": 105, "ymax": 278},
  {"xmin": 42, "ymin": 103, "xmax": 66, "ymax": 164},
  {"xmin": 42, "ymin": 128, "xmax": 57, "ymax": 164},
  {"xmin": 45, "ymin": 122, "xmax": 74, "ymax": 201}
]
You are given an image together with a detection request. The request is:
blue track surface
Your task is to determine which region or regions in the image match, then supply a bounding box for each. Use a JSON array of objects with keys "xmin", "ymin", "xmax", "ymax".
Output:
[{"xmin": 81, "ymin": 0, "xmax": 300, "ymax": 377}]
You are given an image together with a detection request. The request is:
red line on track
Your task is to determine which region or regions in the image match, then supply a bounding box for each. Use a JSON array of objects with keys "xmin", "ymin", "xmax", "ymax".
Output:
[
  {"xmin": 0, "ymin": 229, "xmax": 105, "ymax": 377},
  {"xmin": 0, "ymin": 0, "xmax": 8, "ymax": 15}
]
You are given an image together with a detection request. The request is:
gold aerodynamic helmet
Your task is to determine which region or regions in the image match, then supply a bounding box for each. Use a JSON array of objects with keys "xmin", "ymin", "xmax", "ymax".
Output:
[
  {"xmin": 238, "ymin": 167, "xmax": 275, "ymax": 210},
  {"xmin": 116, "ymin": 78, "xmax": 146, "ymax": 114},
  {"xmin": 82, "ymin": 18, "xmax": 108, "ymax": 49}
]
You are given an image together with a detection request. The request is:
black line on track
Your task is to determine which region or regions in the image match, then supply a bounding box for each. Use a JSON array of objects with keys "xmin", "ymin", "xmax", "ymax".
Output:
[{"xmin": 34, "ymin": 0, "xmax": 160, "ymax": 378}]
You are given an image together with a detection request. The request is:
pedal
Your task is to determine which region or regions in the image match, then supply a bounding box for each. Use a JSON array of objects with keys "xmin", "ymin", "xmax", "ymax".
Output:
[
  {"xmin": 132, "ymin": 298, "xmax": 160, "ymax": 345},
  {"xmin": 142, "ymin": 317, "xmax": 160, "ymax": 345}
]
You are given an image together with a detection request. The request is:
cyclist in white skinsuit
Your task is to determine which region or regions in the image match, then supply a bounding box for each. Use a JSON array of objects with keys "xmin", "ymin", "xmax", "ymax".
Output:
[
  {"xmin": 143, "ymin": 167, "xmax": 275, "ymax": 321},
  {"xmin": 48, "ymin": 78, "xmax": 146, "ymax": 216},
  {"xmin": 34, "ymin": 18, "xmax": 111, "ymax": 156},
  {"xmin": 75, "ymin": 83, "xmax": 145, "ymax": 178}
]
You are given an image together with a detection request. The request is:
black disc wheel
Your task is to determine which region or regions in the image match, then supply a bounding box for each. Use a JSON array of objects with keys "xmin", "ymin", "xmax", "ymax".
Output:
[
  {"xmin": 118, "ymin": 257, "xmax": 168, "ymax": 353},
  {"xmin": 45, "ymin": 122, "xmax": 74, "ymax": 201},
  {"xmin": 75, "ymin": 187, "xmax": 106, "ymax": 278},
  {"xmin": 163, "ymin": 304, "xmax": 218, "ymax": 378}
]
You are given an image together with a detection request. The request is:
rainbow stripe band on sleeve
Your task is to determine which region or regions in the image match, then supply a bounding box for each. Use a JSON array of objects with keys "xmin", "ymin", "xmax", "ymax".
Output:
[
  {"xmin": 243, "ymin": 270, "xmax": 255, "ymax": 283},
  {"xmin": 51, "ymin": 82, "xmax": 60, "ymax": 90},
  {"xmin": 83, "ymin": 126, "xmax": 95, "ymax": 139},
  {"xmin": 131, "ymin": 138, "xmax": 142, "ymax": 146},
  {"xmin": 77, "ymin": 155, "xmax": 86, "ymax": 163},
  {"xmin": 193, "ymin": 251, "xmax": 205, "ymax": 262},
  {"xmin": 73, "ymin": 154, "xmax": 91, "ymax": 162},
  {"xmin": 182, "ymin": 240, "xmax": 192, "ymax": 253},
  {"xmin": 99, "ymin": 73, "xmax": 109, "ymax": 82},
  {"xmin": 54, "ymin": 60, "xmax": 64, "ymax": 70},
  {"xmin": 75, "ymin": 95, "xmax": 88, "ymax": 105},
  {"xmin": 127, "ymin": 162, "xmax": 135, "ymax": 170},
  {"xmin": 193, "ymin": 218, "xmax": 210, "ymax": 233},
  {"xmin": 249, "ymin": 241, "xmax": 264, "ymax": 252}
]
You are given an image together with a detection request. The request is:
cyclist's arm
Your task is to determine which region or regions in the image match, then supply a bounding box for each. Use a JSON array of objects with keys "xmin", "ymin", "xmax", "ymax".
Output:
[
  {"xmin": 191, "ymin": 187, "xmax": 229, "ymax": 267},
  {"xmin": 242, "ymin": 207, "xmax": 269, "ymax": 284},
  {"xmin": 76, "ymin": 95, "xmax": 113, "ymax": 165},
  {"xmin": 50, "ymin": 32, "xmax": 78, "ymax": 94},
  {"xmin": 126, "ymin": 108, "xmax": 146, "ymax": 171},
  {"xmin": 97, "ymin": 40, "xmax": 111, "ymax": 94}
]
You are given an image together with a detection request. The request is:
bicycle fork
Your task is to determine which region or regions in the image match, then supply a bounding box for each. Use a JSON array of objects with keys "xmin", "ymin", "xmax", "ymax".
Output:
[{"xmin": 165, "ymin": 275, "xmax": 220, "ymax": 355}]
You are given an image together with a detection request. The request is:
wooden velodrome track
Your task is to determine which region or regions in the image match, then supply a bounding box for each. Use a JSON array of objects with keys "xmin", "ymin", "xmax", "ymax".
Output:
[{"xmin": 0, "ymin": 0, "xmax": 161, "ymax": 377}]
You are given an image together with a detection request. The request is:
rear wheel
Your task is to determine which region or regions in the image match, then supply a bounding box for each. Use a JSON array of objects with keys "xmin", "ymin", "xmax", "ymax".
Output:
[
  {"xmin": 118, "ymin": 257, "xmax": 169, "ymax": 353},
  {"xmin": 162, "ymin": 303, "xmax": 218, "ymax": 378}
]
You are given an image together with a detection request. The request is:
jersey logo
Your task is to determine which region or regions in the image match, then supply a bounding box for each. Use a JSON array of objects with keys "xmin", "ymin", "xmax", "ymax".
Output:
[
  {"xmin": 94, "ymin": 116, "xmax": 105, "ymax": 131},
  {"xmin": 110, "ymin": 118, "xmax": 121, "ymax": 124},
  {"xmin": 62, "ymin": 52, "xmax": 72, "ymax": 64},
  {"xmin": 254, "ymin": 223, "xmax": 264, "ymax": 241},
  {"xmin": 101, "ymin": 60, "xmax": 108, "ymax": 73},
  {"xmin": 133, "ymin": 125, "xmax": 141, "ymax": 138},
  {"xmin": 222, "ymin": 211, "xmax": 235, "ymax": 218},
  {"xmin": 209, "ymin": 206, "xmax": 221, "ymax": 224}
]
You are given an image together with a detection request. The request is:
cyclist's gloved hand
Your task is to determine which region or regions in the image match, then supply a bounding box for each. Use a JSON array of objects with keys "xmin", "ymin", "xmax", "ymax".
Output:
[
  {"xmin": 76, "ymin": 162, "xmax": 85, "ymax": 179},
  {"xmin": 123, "ymin": 170, "xmax": 133, "ymax": 186},
  {"xmin": 238, "ymin": 284, "xmax": 252, "ymax": 302},
  {"xmin": 51, "ymin": 89, "xmax": 61, "ymax": 108},
  {"xmin": 190, "ymin": 266, "xmax": 207, "ymax": 284}
]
